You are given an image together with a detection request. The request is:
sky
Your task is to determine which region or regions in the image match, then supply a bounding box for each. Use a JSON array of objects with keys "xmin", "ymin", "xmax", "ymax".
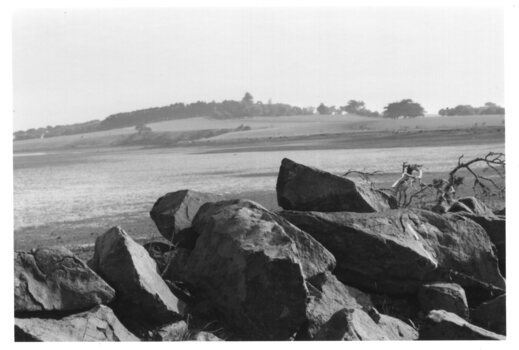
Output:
[{"xmin": 12, "ymin": 7, "xmax": 504, "ymax": 131}]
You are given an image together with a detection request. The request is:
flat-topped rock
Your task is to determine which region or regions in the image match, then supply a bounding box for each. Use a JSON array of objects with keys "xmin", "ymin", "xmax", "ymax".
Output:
[{"xmin": 276, "ymin": 158, "xmax": 397, "ymax": 212}]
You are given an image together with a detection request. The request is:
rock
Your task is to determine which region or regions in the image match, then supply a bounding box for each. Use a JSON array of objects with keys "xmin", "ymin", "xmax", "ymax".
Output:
[
  {"xmin": 143, "ymin": 241, "xmax": 175, "ymax": 272},
  {"xmin": 314, "ymin": 308, "xmax": 417, "ymax": 340},
  {"xmin": 154, "ymin": 320, "xmax": 189, "ymax": 341},
  {"xmin": 494, "ymin": 207, "xmax": 505, "ymax": 216},
  {"xmin": 88, "ymin": 226, "xmax": 183, "ymax": 325},
  {"xmin": 304, "ymin": 272, "xmax": 373, "ymax": 339},
  {"xmin": 447, "ymin": 201, "xmax": 474, "ymax": 214},
  {"xmin": 420, "ymin": 310, "xmax": 505, "ymax": 340},
  {"xmin": 458, "ymin": 213, "xmax": 505, "ymax": 276},
  {"xmin": 280, "ymin": 209, "xmax": 505, "ymax": 295},
  {"xmin": 191, "ymin": 331, "xmax": 223, "ymax": 341},
  {"xmin": 275, "ymin": 158, "xmax": 397, "ymax": 213},
  {"xmin": 15, "ymin": 305, "xmax": 139, "ymax": 341},
  {"xmin": 370, "ymin": 293, "xmax": 420, "ymax": 325},
  {"xmin": 150, "ymin": 190, "xmax": 222, "ymax": 242},
  {"xmin": 376, "ymin": 313, "xmax": 418, "ymax": 340},
  {"xmin": 471, "ymin": 294, "xmax": 506, "ymax": 335},
  {"xmin": 418, "ymin": 283, "xmax": 469, "ymax": 319},
  {"xmin": 448, "ymin": 196, "xmax": 496, "ymax": 216},
  {"xmin": 183, "ymin": 199, "xmax": 336, "ymax": 340},
  {"xmin": 433, "ymin": 269, "xmax": 505, "ymax": 308},
  {"xmin": 15, "ymin": 247, "xmax": 115, "ymax": 314},
  {"xmin": 163, "ymin": 248, "xmax": 192, "ymax": 282}
]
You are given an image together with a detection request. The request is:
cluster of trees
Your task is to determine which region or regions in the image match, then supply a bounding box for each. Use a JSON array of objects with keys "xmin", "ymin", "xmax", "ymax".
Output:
[
  {"xmin": 14, "ymin": 93, "xmax": 313, "ymax": 140},
  {"xmin": 317, "ymin": 99, "xmax": 425, "ymax": 119},
  {"xmin": 438, "ymin": 102, "xmax": 504, "ymax": 116},
  {"xmin": 99, "ymin": 93, "xmax": 313, "ymax": 130},
  {"xmin": 316, "ymin": 100, "xmax": 379, "ymax": 116},
  {"xmin": 382, "ymin": 99, "xmax": 425, "ymax": 119},
  {"xmin": 13, "ymin": 120, "xmax": 101, "ymax": 141},
  {"xmin": 14, "ymin": 93, "xmax": 505, "ymax": 141}
]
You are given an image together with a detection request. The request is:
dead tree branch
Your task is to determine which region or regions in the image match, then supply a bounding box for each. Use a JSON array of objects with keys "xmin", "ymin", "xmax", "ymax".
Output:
[
  {"xmin": 342, "ymin": 169, "xmax": 383, "ymax": 183},
  {"xmin": 447, "ymin": 152, "xmax": 505, "ymax": 197}
]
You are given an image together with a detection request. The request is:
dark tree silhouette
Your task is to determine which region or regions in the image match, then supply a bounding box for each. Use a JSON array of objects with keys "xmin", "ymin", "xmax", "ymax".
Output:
[
  {"xmin": 438, "ymin": 102, "xmax": 504, "ymax": 116},
  {"xmin": 341, "ymin": 100, "xmax": 380, "ymax": 117},
  {"xmin": 317, "ymin": 103, "xmax": 331, "ymax": 115},
  {"xmin": 241, "ymin": 92, "xmax": 254, "ymax": 104},
  {"xmin": 383, "ymin": 99, "xmax": 425, "ymax": 119}
]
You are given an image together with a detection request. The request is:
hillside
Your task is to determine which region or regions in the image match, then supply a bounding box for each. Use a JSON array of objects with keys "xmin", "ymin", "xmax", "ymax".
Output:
[{"xmin": 13, "ymin": 114, "xmax": 505, "ymax": 154}]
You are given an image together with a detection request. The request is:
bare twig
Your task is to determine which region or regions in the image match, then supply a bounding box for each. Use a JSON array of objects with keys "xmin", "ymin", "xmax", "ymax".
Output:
[
  {"xmin": 402, "ymin": 184, "xmax": 435, "ymax": 207},
  {"xmin": 447, "ymin": 152, "xmax": 505, "ymax": 198},
  {"xmin": 342, "ymin": 169, "xmax": 382, "ymax": 180}
]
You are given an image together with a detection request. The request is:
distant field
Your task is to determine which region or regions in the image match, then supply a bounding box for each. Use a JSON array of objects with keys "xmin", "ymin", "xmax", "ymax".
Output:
[{"xmin": 13, "ymin": 114, "xmax": 504, "ymax": 153}]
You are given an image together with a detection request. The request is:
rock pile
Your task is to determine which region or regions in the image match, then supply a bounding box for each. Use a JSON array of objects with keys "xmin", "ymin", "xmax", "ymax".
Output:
[{"xmin": 14, "ymin": 158, "xmax": 505, "ymax": 341}]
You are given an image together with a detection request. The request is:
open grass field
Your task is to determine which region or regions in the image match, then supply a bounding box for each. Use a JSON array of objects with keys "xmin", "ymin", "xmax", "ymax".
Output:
[{"xmin": 13, "ymin": 114, "xmax": 505, "ymax": 260}]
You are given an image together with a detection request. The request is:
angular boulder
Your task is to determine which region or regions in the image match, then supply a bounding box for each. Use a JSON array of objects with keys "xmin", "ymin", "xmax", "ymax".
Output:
[
  {"xmin": 433, "ymin": 269, "xmax": 505, "ymax": 308},
  {"xmin": 183, "ymin": 199, "xmax": 336, "ymax": 340},
  {"xmin": 459, "ymin": 213, "xmax": 505, "ymax": 276},
  {"xmin": 280, "ymin": 209, "xmax": 505, "ymax": 295},
  {"xmin": 304, "ymin": 272, "xmax": 373, "ymax": 339},
  {"xmin": 448, "ymin": 196, "xmax": 496, "ymax": 216},
  {"xmin": 471, "ymin": 294, "xmax": 506, "ymax": 335},
  {"xmin": 376, "ymin": 313, "xmax": 418, "ymax": 340},
  {"xmin": 15, "ymin": 247, "xmax": 115, "ymax": 314},
  {"xmin": 88, "ymin": 227, "xmax": 183, "ymax": 325},
  {"xmin": 150, "ymin": 190, "xmax": 222, "ymax": 242},
  {"xmin": 276, "ymin": 158, "xmax": 397, "ymax": 213},
  {"xmin": 420, "ymin": 310, "xmax": 505, "ymax": 340},
  {"xmin": 418, "ymin": 283, "xmax": 469, "ymax": 319},
  {"xmin": 314, "ymin": 308, "xmax": 418, "ymax": 340},
  {"xmin": 15, "ymin": 305, "xmax": 139, "ymax": 341}
]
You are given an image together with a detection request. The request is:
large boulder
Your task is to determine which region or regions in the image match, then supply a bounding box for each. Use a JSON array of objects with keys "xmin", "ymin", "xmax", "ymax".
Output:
[
  {"xmin": 433, "ymin": 269, "xmax": 505, "ymax": 308},
  {"xmin": 314, "ymin": 308, "xmax": 418, "ymax": 340},
  {"xmin": 418, "ymin": 283, "xmax": 469, "ymax": 319},
  {"xmin": 150, "ymin": 190, "xmax": 222, "ymax": 243},
  {"xmin": 15, "ymin": 247, "xmax": 115, "ymax": 314},
  {"xmin": 304, "ymin": 272, "xmax": 373, "ymax": 339},
  {"xmin": 448, "ymin": 196, "xmax": 496, "ymax": 216},
  {"xmin": 471, "ymin": 294, "xmax": 506, "ymax": 335},
  {"xmin": 280, "ymin": 209, "xmax": 505, "ymax": 295},
  {"xmin": 458, "ymin": 213, "xmax": 505, "ymax": 276},
  {"xmin": 420, "ymin": 310, "xmax": 505, "ymax": 340},
  {"xmin": 182, "ymin": 199, "xmax": 337, "ymax": 340},
  {"xmin": 88, "ymin": 227, "xmax": 183, "ymax": 325},
  {"xmin": 15, "ymin": 305, "xmax": 139, "ymax": 341},
  {"xmin": 276, "ymin": 158, "xmax": 397, "ymax": 212}
]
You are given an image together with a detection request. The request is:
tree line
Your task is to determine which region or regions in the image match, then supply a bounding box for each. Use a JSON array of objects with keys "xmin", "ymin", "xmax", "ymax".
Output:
[
  {"xmin": 13, "ymin": 93, "xmax": 314, "ymax": 140},
  {"xmin": 13, "ymin": 93, "xmax": 505, "ymax": 141},
  {"xmin": 438, "ymin": 102, "xmax": 505, "ymax": 116},
  {"xmin": 317, "ymin": 99, "xmax": 426, "ymax": 119}
]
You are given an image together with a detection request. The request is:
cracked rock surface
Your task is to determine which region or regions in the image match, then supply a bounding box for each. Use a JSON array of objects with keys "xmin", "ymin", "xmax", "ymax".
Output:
[
  {"xmin": 15, "ymin": 305, "xmax": 139, "ymax": 341},
  {"xmin": 14, "ymin": 246, "xmax": 115, "ymax": 313}
]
